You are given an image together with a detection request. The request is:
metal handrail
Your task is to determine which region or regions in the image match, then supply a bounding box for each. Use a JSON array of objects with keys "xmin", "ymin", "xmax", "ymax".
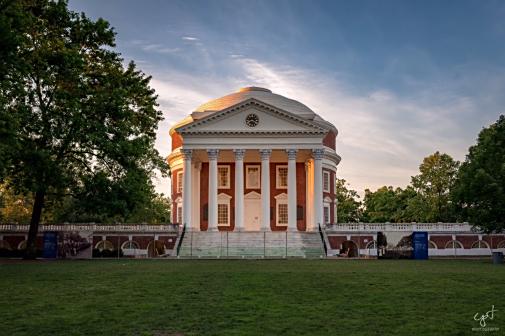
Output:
[
  {"xmin": 318, "ymin": 223, "xmax": 327, "ymax": 256},
  {"xmin": 176, "ymin": 223, "xmax": 186, "ymax": 256}
]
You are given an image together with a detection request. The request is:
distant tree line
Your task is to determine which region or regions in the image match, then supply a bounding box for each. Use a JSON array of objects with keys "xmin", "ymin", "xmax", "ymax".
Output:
[{"xmin": 336, "ymin": 115, "xmax": 505, "ymax": 233}]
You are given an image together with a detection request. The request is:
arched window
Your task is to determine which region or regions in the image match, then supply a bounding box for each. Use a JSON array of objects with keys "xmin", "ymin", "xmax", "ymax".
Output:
[
  {"xmin": 428, "ymin": 241, "xmax": 438, "ymax": 249},
  {"xmin": 121, "ymin": 241, "xmax": 139, "ymax": 250},
  {"xmin": 366, "ymin": 241, "xmax": 377, "ymax": 249},
  {"xmin": 95, "ymin": 240, "xmax": 114, "ymax": 251},
  {"xmin": 497, "ymin": 240, "xmax": 505, "ymax": 249},
  {"xmin": 471, "ymin": 240, "xmax": 490, "ymax": 249},
  {"xmin": 18, "ymin": 240, "xmax": 27, "ymax": 250},
  {"xmin": 445, "ymin": 240, "xmax": 463, "ymax": 249},
  {"xmin": 0, "ymin": 240, "xmax": 11, "ymax": 250}
]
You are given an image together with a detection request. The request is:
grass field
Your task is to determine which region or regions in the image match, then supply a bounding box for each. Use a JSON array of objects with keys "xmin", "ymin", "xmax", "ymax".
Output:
[{"xmin": 0, "ymin": 259, "xmax": 503, "ymax": 336}]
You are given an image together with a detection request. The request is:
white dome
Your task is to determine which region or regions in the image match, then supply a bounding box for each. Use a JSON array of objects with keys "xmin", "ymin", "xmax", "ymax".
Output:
[
  {"xmin": 194, "ymin": 87, "xmax": 316, "ymax": 119},
  {"xmin": 170, "ymin": 87, "xmax": 337, "ymax": 134}
]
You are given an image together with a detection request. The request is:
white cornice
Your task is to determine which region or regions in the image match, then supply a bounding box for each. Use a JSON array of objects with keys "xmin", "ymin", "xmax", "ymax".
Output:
[{"xmin": 176, "ymin": 98, "xmax": 329, "ymax": 135}]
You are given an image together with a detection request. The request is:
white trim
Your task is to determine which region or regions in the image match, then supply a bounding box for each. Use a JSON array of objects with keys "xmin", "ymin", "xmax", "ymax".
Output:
[
  {"xmin": 323, "ymin": 204, "xmax": 330, "ymax": 225},
  {"xmin": 217, "ymin": 165, "xmax": 230, "ymax": 189},
  {"xmin": 244, "ymin": 191, "xmax": 261, "ymax": 199},
  {"xmin": 245, "ymin": 165, "xmax": 261, "ymax": 189},
  {"xmin": 429, "ymin": 240, "xmax": 438, "ymax": 249},
  {"xmin": 121, "ymin": 240, "xmax": 139, "ymax": 250},
  {"xmin": 323, "ymin": 171, "xmax": 330, "ymax": 193},
  {"xmin": 276, "ymin": 165, "xmax": 288, "ymax": 189},
  {"xmin": 445, "ymin": 240, "xmax": 463, "ymax": 249},
  {"xmin": 274, "ymin": 193, "xmax": 288, "ymax": 226},
  {"xmin": 217, "ymin": 193, "xmax": 232, "ymax": 226},
  {"xmin": 471, "ymin": 240, "xmax": 490, "ymax": 249},
  {"xmin": 177, "ymin": 171, "xmax": 183, "ymax": 193}
]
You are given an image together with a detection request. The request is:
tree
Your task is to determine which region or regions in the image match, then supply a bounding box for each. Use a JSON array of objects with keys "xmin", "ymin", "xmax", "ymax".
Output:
[
  {"xmin": 335, "ymin": 178, "xmax": 362, "ymax": 223},
  {"xmin": 0, "ymin": 0, "xmax": 167, "ymax": 258},
  {"xmin": 410, "ymin": 152, "xmax": 459, "ymax": 222},
  {"xmin": 362, "ymin": 186, "xmax": 423, "ymax": 223},
  {"xmin": 452, "ymin": 115, "xmax": 505, "ymax": 232}
]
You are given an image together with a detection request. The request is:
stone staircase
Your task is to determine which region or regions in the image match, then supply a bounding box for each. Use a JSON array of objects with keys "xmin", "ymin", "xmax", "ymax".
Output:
[{"xmin": 178, "ymin": 231, "xmax": 325, "ymax": 258}]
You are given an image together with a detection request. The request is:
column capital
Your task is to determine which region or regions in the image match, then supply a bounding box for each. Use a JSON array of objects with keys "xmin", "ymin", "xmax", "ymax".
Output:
[
  {"xmin": 233, "ymin": 149, "xmax": 246, "ymax": 160},
  {"xmin": 259, "ymin": 149, "xmax": 272, "ymax": 160},
  {"xmin": 207, "ymin": 149, "xmax": 219, "ymax": 160},
  {"xmin": 312, "ymin": 148, "xmax": 325, "ymax": 160},
  {"xmin": 286, "ymin": 149, "xmax": 298, "ymax": 160},
  {"xmin": 181, "ymin": 149, "xmax": 192, "ymax": 160}
]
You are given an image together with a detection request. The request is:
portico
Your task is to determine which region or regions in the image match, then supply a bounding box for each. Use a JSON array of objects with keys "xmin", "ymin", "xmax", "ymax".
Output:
[{"xmin": 168, "ymin": 87, "xmax": 340, "ymax": 232}]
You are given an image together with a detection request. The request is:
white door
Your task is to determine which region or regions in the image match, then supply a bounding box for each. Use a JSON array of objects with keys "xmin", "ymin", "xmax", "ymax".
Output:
[{"xmin": 244, "ymin": 198, "xmax": 261, "ymax": 231}]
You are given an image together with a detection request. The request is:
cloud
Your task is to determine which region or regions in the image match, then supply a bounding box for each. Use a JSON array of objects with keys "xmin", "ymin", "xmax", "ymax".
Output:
[
  {"xmin": 147, "ymin": 56, "xmax": 504, "ymax": 196},
  {"xmin": 141, "ymin": 43, "xmax": 181, "ymax": 54},
  {"xmin": 182, "ymin": 36, "xmax": 199, "ymax": 41}
]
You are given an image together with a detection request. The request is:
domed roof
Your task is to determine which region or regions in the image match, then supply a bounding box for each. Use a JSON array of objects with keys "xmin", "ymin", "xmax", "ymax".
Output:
[
  {"xmin": 170, "ymin": 86, "xmax": 337, "ymax": 134},
  {"xmin": 194, "ymin": 87, "xmax": 316, "ymax": 118}
]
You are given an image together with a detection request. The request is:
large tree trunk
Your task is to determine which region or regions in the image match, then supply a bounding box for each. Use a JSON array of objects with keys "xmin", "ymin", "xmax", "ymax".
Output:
[{"xmin": 23, "ymin": 190, "xmax": 45, "ymax": 259}]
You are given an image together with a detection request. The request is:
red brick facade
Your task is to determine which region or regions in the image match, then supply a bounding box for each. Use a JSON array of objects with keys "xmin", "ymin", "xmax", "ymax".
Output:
[{"xmin": 323, "ymin": 131, "xmax": 336, "ymax": 150}]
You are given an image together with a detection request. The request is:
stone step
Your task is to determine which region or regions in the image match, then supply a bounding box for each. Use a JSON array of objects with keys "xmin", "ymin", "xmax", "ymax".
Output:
[{"xmin": 178, "ymin": 231, "xmax": 325, "ymax": 258}]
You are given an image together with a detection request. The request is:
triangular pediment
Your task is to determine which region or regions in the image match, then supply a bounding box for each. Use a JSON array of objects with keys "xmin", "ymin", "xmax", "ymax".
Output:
[{"xmin": 176, "ymin": 98, "xmax": 327, "ymax": 135}]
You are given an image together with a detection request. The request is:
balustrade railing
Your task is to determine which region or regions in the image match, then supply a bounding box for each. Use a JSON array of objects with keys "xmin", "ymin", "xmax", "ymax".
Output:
[
  {"xmin": 326, "ymin": 222, "xmax": 474, "ymax": 232},
  {"xmin": 0, "ymin": 223, "xmax": 179, "ymax": 232}
]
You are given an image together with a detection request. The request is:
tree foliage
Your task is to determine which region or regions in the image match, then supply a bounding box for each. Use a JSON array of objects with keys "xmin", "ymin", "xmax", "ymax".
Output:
[
  {"xmin": 452, "ymin": 115, "xmax": 505, "ymax": 232},
  {"xmin": 0, "ymin": 0, "xmax": 168, "ymax": 258},
  {"xmin": 335, "ymin": 178, "xmax": 361, "ymax": 223},
  {"xmin": 362, "ymin": 186, "xmax": 420, "ymax": 223},
  {"xmin": 410, "ymin": 151, "xmax": 459, "ymax": 222}
]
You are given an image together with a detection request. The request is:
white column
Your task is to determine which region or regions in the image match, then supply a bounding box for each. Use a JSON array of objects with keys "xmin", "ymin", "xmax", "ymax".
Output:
[
  {"xmin": 207, "ymin": 149, "xmax": 219, "ymax": 231},
  {"xmin": 234, "ymin": 149, "xmax": 245, "ymax": 231},
  {"xmin": 286, "ymin": 149, "xmax": 297, "ymax": 231},
  {"xmin": 181, "ymin": 149, "xmax": 192, "ymax": 230},
  {"xmin": 312, "ymin": 148, "xmax": 324, "ymax": 230},
  {"xmin": 260, "ymin": 149, "xmax": 272, "ymax": 231}
]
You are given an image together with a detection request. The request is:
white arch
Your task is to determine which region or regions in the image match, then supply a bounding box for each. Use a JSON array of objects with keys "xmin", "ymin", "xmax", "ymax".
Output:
[
  {"xmin": 445, "ymin": 240, "xmax": 463, "ymax": 249},
  {"xmin": 471, "ymin": 240, "xmax": 490, "ymax": 249},
  {"xmin": 428, "ymin": 241, "xmax": 438, "ymax": 249},
  {"xmin": 95, "ymin": 240, "xmax": 113, "ymax": 251},
  {"xmin": 121, "ymin": 240, "xmax": 139, "ymax": 250}
]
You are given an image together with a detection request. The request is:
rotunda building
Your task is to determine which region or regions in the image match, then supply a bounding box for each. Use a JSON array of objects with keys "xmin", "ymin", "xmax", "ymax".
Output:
[{"xmin": 167, "ymin": 87, "xmax": 340, "ymax": 232}]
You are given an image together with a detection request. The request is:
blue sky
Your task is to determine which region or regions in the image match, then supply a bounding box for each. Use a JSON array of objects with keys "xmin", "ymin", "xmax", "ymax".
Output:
[{"xmin": 69, "ymin": 0, "xmax": 505, "ymax": 196}]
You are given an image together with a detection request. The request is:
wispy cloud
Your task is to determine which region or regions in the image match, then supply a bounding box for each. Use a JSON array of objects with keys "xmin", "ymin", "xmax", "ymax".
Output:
[
  {"xmin": 141, "ymin": 43, "xmax": 181, "ymax": 54},
  {"xmin": 182, "ymin": 36, "xmax": 199, "ymax": 41},
  {"xmin": 148, "ymin": 56, "xmax": 503, "ymax": 195}
]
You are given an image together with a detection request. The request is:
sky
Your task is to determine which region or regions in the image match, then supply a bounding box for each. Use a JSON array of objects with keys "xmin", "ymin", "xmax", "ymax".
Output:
[{"xmin": 69, "ymin": 0, "xmax": 505, "ymax": 197}]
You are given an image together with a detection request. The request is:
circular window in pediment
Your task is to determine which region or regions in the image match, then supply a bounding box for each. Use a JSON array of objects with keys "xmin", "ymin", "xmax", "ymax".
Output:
[{"xmin": 245, "ymin": 113, "xmax": 259, "ymax": 127}]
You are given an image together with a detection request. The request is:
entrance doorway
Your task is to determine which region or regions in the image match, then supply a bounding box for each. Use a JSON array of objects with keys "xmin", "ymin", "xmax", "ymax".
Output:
[{"xmin": 244, "ymin": 191, "xmax": 261, "ymax": 231}]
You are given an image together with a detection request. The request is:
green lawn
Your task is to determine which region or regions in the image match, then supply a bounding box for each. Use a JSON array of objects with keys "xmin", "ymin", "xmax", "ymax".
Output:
[{"xmin": 0, "ymin": 259, "xmax": 503, "ymax": 336}]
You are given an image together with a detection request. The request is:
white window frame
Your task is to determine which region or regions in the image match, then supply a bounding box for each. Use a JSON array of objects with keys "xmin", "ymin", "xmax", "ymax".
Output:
[
  {"xmin": 177, "ymin": 171, "xmax": 183, "ymax": 193},
  {"xmin": 246, "ymin": 165, "xmax": 261, "ymax": 189},
  {"xmin": 323, "ymin": 196, "xmax": 332, "ymax": 225},
  {"xmin": 218, "ymin": 165, "xmax": 230, "ymax": 189},
  {"xmin": 175, "ymin": 196, "xmax": 182, "ymax": 224},
  {"xmin": 276, "ymin": 165, "xmax": 288, "ymax": 189},
  {"xmin": 274, "ymin": 193, "xmax": 288, "ymax": 226},
  {"xmin": 217, "ymin": 193, "xmax": 232, "ymax": 226},
  {"xmin": 323, "ymin": 204, "xmax": 330, "ymax": 224},
  {"xmin": 323, "ymin": 171, "xmax": 331, "ymax": 193}
]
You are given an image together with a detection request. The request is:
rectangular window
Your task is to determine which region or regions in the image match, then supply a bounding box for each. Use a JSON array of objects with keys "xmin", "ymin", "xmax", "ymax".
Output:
[
  {"xmin": 218, "ymin": 204, "xmax": 229, "ymax": 226},
  {"xmin": 323, "ymin": 205, "xmax": 330, "ymax": 224},
  {"xmin": 177, "ymin": 172, "xmax": 183, "ymax": 193},
  {"xmin": 323, "ymin": 171, "xmax": 330, "ymax": 193},
  {"xmin": 276, "ymin": 166, "xmax": 288, "ymax": 189},
  {"xmin": 277, "ymin": 203, "xmax": 288, "ymax": 225},
  {"xmin": 218, "ymin": 166, "xmax": 230, "ymax": 189},
  {"xmin": 177, "ymin": 205, "xmax": 182, "ymax": 224},
  {"xmin": 246, "ymin": 165, "xmax": 260, "ymax": 189}
]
